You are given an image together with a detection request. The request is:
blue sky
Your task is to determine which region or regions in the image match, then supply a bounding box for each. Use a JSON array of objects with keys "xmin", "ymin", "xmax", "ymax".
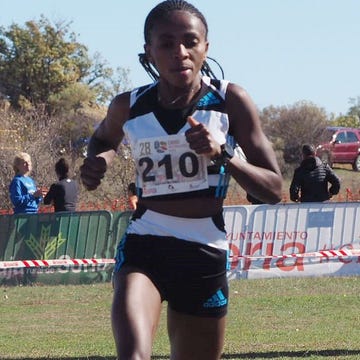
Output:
[{"xmin": 2, "ymin": 0, "xmax": 359, "ymax": 116}]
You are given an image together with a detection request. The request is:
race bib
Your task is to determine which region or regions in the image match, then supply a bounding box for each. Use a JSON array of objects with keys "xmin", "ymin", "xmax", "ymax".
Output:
[{"xmin": 133, "ymin": 134, "xmax": 209, "ymax": 197}]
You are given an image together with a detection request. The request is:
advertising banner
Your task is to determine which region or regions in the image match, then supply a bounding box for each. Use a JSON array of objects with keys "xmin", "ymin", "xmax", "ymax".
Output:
[
  {"xmin": 224, "ymin": 202, "xmax": 360, "ymax": 279},
  {"xmin": 0, "ymin": 211, "xmax": 132, "ymax": 284},
  {"xmin": 2, "ymin": 203, "xmax": 360, "ymax": 283}
]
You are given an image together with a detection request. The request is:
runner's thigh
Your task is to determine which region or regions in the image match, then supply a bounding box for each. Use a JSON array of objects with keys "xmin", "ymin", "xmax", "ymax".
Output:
[
  {"xmin": 112, "ymin": 270, "xmax": 162, "ymax": 359},
  {"xmin": 167, "ymin": 307, "xmax": 226, "ymax": 360}
]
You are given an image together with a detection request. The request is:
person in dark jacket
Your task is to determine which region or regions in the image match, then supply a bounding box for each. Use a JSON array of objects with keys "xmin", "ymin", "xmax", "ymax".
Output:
[
  {"xmin": 290, "ymin": 144, "xmax": 340, "ymax": 202},
  {"xmin": 44, "ymin": 158, "xmax": 78, "ymax": 212}
]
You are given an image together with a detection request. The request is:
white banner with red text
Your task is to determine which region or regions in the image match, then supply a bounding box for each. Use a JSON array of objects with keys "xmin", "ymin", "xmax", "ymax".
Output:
[{"xmin": 224, "ymin": 202, "xmax": 360, "ymax": 279}]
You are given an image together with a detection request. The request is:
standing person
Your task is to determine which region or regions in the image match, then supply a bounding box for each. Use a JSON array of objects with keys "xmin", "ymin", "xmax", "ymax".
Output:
[
  {"xmin": 127, "ymin": 182, "xmax": 138, "ymax": 210},
  {"xmin": 80, "ymin": 1, "xmax": 282, "ymax": 359},
  {"xmin": 9, "ymin": 152, "xmax": 44, "ymax": 285},
  {"xmin": 290, "ymin": 144, "xmax": 340, "ymax": 202},
  {"xmin": 44, "ymin": 158, "xmax": 78, "ymax": 212},
  {"xmin": 9, "ymin": 152, "xmax": 43, "ymax": 214}
]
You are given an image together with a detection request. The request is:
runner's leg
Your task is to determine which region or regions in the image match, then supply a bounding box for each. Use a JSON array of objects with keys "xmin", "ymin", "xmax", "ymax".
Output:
[
  {"xmin": 112, "ymin": 270, "xmax": 162, "ymax": 359},
  {"xmin": 167, "ymin": 307, "xmax": 226, "ymax": 360}
]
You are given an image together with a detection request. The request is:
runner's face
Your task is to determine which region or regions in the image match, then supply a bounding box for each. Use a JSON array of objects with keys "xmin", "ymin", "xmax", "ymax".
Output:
[{"xmin": 145, "ymin": 10, "xmax": 209, "ymax": 88}]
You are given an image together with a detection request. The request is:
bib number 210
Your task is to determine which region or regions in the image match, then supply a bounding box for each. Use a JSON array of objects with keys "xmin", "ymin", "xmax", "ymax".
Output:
[{"xmin": 139, "ymin": 152, "xmax": 199, "ymax": 182}]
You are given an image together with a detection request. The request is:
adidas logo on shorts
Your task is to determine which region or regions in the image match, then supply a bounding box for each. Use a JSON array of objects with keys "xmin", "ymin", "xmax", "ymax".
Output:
[{"xmin": 203, "ymin": 290, "xmax": 227, "ymax": 308}]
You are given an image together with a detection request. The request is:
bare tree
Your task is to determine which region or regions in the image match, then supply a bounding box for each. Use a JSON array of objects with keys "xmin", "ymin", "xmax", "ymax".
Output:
[{"xmin": 260, "ymin": 101, "xmax": 329, "ymax": 177}]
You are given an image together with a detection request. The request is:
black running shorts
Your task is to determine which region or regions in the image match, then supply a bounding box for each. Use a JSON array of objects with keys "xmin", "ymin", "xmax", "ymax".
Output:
[{"xmin": 114, "ymin": 233, "xmax": 229, "ymax": 318}]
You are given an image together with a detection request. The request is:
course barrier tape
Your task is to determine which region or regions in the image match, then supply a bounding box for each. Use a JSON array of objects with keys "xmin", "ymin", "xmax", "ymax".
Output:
[
  {"xmin": 0, "ymin": 258, "xmax": 115, "ymax": 269},
  {"xmin": 1, "ymin": 249, "xmax": 360, "ymax": 270},
  {"xmin": 231, "ymin": 248, "xmax": 360, "ymax": 260}
]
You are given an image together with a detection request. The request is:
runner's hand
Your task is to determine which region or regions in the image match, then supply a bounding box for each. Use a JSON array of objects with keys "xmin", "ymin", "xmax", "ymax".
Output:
[
  {"xmin": 186, "ymin": 116, "xmax": 221, "ymax": 159},
  {"xmin": 80, "ymin": 156, "xmax": 107, "ymax": 191}
]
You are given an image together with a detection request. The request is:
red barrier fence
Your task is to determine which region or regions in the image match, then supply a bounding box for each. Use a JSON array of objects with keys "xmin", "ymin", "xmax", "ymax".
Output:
[{"xmin": 1, "ymin": 188, "xmax": 359, "ymax": 215}]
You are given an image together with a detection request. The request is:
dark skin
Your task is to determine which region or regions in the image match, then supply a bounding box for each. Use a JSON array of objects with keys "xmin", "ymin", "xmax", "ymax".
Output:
[{"xmin": 81, "ymin": 9, "xmax": 282, "ymax": 360}]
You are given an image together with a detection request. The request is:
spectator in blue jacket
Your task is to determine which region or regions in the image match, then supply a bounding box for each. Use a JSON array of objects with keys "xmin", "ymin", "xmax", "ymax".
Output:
[
  {"xmin": 290, "ymin": 144, "xmax": 341, "ymax": 202},
  {"xmin": 9, "ymin": 152, "xmax": 43, "ymax": 214}
]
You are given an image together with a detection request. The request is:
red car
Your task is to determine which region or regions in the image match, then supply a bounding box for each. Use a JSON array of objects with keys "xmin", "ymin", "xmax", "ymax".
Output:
[{"xmin": 316, "ymin": 127, "xmax": 360, "ymax": 171}]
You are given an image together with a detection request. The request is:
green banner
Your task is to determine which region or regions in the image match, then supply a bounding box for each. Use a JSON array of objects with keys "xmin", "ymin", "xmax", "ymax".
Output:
[{"xmin": 0, "ymin": 210, "xmax": 132, "ymax": 285}]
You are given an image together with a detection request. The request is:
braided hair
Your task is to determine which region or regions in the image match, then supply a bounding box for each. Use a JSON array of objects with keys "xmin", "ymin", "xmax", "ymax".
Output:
[
  {"xmin": 139, "ymin": 0, "xmax": 224, "ymax": 81},
  {"xmin": 144, "ymin": 0, "xmax": 208, "ymax": 44}
]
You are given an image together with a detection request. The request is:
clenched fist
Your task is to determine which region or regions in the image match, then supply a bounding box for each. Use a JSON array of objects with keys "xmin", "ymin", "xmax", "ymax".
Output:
[
  {"xmin": 185, "ymin": 116, "xmax": 221, "ymax": 159},
  {"xmin": 80, "ymin": 156, "xmax": 107, "ymax": 191}
]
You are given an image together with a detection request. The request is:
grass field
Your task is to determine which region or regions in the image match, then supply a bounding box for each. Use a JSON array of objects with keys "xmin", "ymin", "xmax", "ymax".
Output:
[
  {"xmin": 1, "ymin": 165, "xmax": 360, "ymax": 359},
  {"xmin": 1, "ymin": 276, "xmax": 360, "ymax": 360}
]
